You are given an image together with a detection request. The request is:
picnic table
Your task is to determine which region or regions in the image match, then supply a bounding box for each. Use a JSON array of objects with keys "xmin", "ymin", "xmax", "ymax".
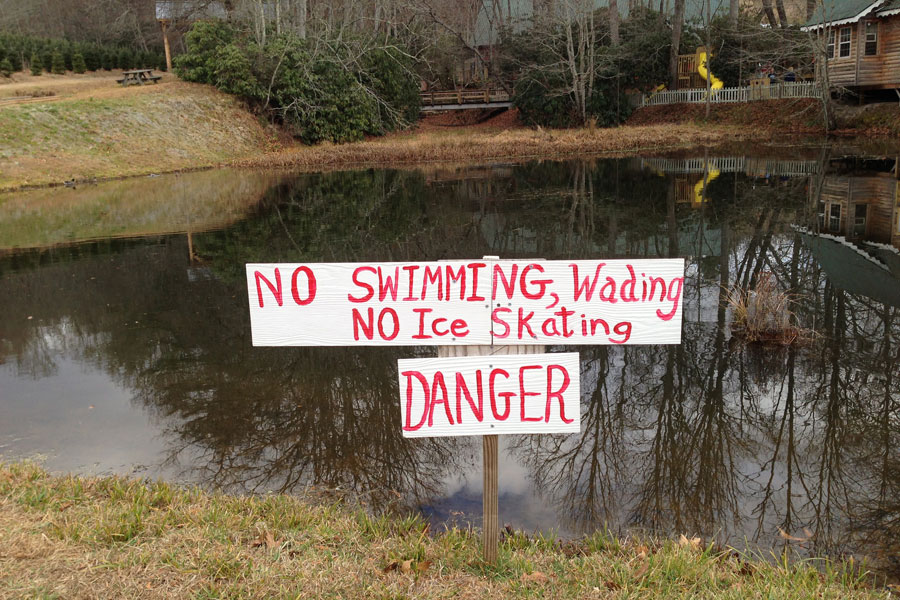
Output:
[{"xmin": 117, "ymin": 69, "xmax": 162, "ymax": 86}]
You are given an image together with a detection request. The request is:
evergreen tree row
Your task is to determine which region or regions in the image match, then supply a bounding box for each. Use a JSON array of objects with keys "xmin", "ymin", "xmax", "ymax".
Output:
[{"xmin": 0, "ymin": 33, "xmax": 166, "ymax": 77}]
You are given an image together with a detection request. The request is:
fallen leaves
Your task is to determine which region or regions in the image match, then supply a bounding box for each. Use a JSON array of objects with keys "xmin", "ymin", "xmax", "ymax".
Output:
[
  {"xmin": 383, "ymin": 559, "xmax": 432, "ymax": 575},
  {"xmin": 250, "ymin": 529, "xmax": 276, "ymax": 550},
  {"xmin": 520, "ymin": 571, "xmax": 550, "ymax": 584},
  {"xmin": 678, "ymin": 534, "xmax": 703, "ymax": 552},
  {"xmin": 632, "ymin": 560, "xmax": 650, "ymax": 580}
]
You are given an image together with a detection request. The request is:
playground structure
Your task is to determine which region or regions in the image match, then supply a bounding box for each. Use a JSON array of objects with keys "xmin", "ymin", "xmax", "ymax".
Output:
[
  {"xmin": 675, "ymin": 47, "xmax": 721, "ymax": 90},
  {"xmin": 677, "ymin": 47, "xmax": 723, "ymax": 91},
  {"xmin": 643, "ymin": 47, "xmax": 819, "ymax": 107},
  {"xmin": 643, "ymin": 45, "xmax": 822, "ymax": 106},
  {"xmin": 696, "ymin": 48, "xmax": 724, "ymax": 91}
]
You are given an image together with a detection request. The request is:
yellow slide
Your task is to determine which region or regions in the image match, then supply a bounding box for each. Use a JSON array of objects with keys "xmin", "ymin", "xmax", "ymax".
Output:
[
  {"xmin": 696, "ymin": 47, "xmax": 724, "ymax": 90},
  {"xmin": 692, "ymin": 163, "xmax": 720, "ymax": 205}
]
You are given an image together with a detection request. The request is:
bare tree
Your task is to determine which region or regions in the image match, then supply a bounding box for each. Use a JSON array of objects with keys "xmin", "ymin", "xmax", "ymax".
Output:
[
  {"xmin": 562, "ymin": 0, "xmax": 597, "ymax": 123},
  {"xmin": 668, "ymin": 0, "xmax": 686, "ymax": 87},
  {"xmin": 609, "ymin": 0, "xmax": 620, "ymax": 45}
]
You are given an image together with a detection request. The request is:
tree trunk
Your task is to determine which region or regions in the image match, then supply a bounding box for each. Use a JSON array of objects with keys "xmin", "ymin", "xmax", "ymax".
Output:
[
  {"xmin": 705, "ymin": 0, "xmax": 712, "ymax": 119},
  {"xmin": 729, "ymin": 0, "xmax": 739, "ymax": 23},
  {"xmin": 761, "ymin": 0, "xmax": 779, "ymax": 28},
  {"xmin": 668, "ymin": 0, "xmax": 686, "ymax": 87},
  {"xmin": 609, "ymin": 0, "xmax": 620, "ymax": 45},
  {"xmin": 775, "ymin": 0, "xmax": 788, "ymax": 27},
  {"xmin": 298, "ymin": 0, "xmax": 307, "ymax": 39},
  {"xmin": 275, "ymin": 0, "xmax": 281, "ymax": 36}
]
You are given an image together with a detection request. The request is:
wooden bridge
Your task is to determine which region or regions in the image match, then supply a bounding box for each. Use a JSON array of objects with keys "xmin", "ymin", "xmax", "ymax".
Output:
[{"xmin": 420, "ymin": 88, "xmax": 512, "ymax": 111}]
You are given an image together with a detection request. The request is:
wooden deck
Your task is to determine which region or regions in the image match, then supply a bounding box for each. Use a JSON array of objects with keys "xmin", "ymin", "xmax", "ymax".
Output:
[{"xmin": 420, "ymin": 88, "xmax": 512, "ymax": 111}]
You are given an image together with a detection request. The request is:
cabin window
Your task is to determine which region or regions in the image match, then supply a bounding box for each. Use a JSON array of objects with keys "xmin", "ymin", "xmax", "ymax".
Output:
[
  {"xmin": 827, "ymin": 29, "xmax": 836, "ymax": 58},
  {"xmin": 865, "ymin": 22, "xmax": 878, "ymax": 55},
  {"xmin": 839, "ymin": 27, "xmax": 852, "ymax": 57},
  {"xmin": 829, "ymin": 204, "xmax": 841, "ymax": 231},
  {"xmin": 818, "ymin": 202, "xmax": 826, "ymax": 229}
]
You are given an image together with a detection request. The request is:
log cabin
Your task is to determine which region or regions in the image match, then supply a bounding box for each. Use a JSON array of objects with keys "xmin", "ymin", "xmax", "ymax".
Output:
[
  {"xmin": 802, "ymin": 158, "xmax": 900, "ymax": 308},
  {"xmin": 813, "ymin": 158, "xmax": 900, "ymax": 248},
  {"xmin": 802, "ymin": 0, "xmax": 900, "ymax": 93}
]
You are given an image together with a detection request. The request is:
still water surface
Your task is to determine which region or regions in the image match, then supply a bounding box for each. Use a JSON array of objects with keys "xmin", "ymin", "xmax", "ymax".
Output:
[{"xmin": 1, "ymin": 154, "xmax": 898, "ymax": 576}]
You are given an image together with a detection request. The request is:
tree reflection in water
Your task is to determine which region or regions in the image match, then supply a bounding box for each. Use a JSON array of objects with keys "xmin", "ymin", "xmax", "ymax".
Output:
[{"xmin": 0, "ymin": 156, "xmax": 897, "ymax": 577}]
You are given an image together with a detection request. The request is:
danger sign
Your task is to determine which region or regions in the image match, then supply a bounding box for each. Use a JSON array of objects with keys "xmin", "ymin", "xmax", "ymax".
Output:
[{"xmin": 398, "ymin": 353, "xmax": 580, "ymax": 438}]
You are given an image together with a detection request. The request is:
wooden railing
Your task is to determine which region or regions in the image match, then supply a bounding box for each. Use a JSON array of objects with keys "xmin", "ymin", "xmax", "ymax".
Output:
[
  {"xmin": 420, "ymin": 88, "xmax": 511, "ymax": 107},
  {"xmin": 641, "ymin": 81, "xmax": 820, "ymax": 107}
]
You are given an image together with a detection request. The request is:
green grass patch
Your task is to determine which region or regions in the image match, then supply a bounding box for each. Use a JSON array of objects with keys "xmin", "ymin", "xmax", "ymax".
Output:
[{"xmin": 0, "ymin": 461, "xmax": 892, "ymax": 599}]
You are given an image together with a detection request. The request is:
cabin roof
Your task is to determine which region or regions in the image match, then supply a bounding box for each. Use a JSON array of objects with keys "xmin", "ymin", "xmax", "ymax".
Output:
[
  {"xmin": 877, "ymin": 0, "xmax": 900, "ymax": 16},
  {"xmin": 796, "ymin": 228, "xmax": 900, "ymax": 308},
  {"xmin": 802, "ymin": 0, "xmax": 887, "ymax": 29}
]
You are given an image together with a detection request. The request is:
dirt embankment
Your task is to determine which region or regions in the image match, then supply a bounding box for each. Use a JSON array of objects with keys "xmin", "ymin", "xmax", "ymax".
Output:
[
  {"xmin": 831, "ymin": 102, "xmax": 900, "ymax": 136},
  {"xmin": 628, "ymin": 97, "xmax": 900, "ymax": 137},
  {"xmin": 627, "ymin": 99, "xmax": 827, "ymax": 132},
  {"xmin": 0, "ymin": 72, "xmax": 278, "ymax": 190}
]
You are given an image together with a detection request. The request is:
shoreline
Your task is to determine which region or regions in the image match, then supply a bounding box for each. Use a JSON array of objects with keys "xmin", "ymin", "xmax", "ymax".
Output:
[
  {"xmin": 4, "ymin": 73, "xmax": 900, "ymax": 194},
  {"xmin": 0, "ymin": 121, "xmax": 825, "ymax": 195},
  {"xmin": 0, "ymin": 462, "xmax": 891, "ymax": 599}
]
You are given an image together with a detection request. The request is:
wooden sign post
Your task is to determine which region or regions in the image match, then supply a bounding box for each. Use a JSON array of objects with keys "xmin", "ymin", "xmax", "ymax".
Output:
[
  {"xmin": 427, "ymin": 344, "xmax": 554, "ymax": 563},
  {"xmin": 246, "ymin": 256, "xmax": 685, "ymax": 563}
]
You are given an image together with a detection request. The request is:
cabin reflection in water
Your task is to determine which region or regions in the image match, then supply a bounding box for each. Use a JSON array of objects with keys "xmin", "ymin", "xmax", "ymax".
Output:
[
  {"xmin": 801, "ymin": 156, "xmax": 900, "ymax": 308},
  {"xmin": 813, "ymin": 156, "xmax": 900, "ymax": 248}
]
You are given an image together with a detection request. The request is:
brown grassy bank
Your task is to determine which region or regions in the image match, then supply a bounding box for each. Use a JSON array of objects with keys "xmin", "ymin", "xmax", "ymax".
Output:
[
  {"xmin": 627, "ymin": 99, "xmax": 826, "ymax": 132},
  {"xmin": 236, "ymin": 123, "xmax": 772, "ymax": 173},
  {"xmin": 0, "ymin": 462, "xmax": 893, "ymax": 599},
  {"xmin": 831, "ymin": 102, "xmax": 900, "ymax": 136},
  {"xmin": 629, "ymin": 97, "xmax": 900, "ymax": 138}
]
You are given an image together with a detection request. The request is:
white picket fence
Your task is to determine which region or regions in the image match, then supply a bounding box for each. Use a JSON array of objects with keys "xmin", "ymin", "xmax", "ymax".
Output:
[
  {"xmin": 640, "ymin": 156, "xmax": 821, "ymax": 178},
  {"xmin": 641, "ymin": 81, "xmax": 820, "ymax": 107}
]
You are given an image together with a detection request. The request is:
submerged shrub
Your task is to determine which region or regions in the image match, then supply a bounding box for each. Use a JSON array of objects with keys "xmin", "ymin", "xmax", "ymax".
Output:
[{"xmin": 727, "ymin": 273, "xmax": 812, "ymax": 344}]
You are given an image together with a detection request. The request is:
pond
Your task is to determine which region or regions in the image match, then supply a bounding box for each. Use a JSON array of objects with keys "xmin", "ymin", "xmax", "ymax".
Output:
[{"xmin": 1, "ymin": 151, "xmax": 898, "ymax": 579}]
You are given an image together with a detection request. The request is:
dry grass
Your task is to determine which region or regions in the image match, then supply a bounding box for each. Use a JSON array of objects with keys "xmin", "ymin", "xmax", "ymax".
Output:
[
  {"xmin": 0, "ymin": 81, "xmax": 277, "ymax": 191},
  {"xmin": 727, "ymin": 273, "xmax": 813, "ymax": 345},
  {"xmin": 236, "ymin": 123, "xmax": 767, "ymax": 174},
  {"xmin": 0, "ymin": 462, "xmax": 890, "ymax": 600}
]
